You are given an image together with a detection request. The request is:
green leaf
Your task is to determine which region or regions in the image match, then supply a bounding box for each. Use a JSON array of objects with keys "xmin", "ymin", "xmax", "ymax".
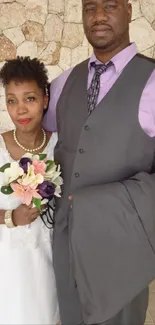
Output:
[
  {"xmin": 32, "ymin": 198, "xmax": 42, "ymax": 211},
  {"xmin": 39, "ymin": 153, "xmax": 47, "ymax": 161},
  {"xmin": 0, "ymin": 163, "xmax": 11, "ymax": 173},
  {"xmin": 46, "ymin": 160, "xmax": 54, "ymax": 172},
  {"xmin": 1, "ymin": 185, "xmax": 13, "ymax": 195}
]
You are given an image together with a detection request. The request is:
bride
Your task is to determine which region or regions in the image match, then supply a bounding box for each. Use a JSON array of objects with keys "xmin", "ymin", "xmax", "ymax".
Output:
[{"xmin": 0, "ymin": 57, "xmax": 60, "ymax": 324}]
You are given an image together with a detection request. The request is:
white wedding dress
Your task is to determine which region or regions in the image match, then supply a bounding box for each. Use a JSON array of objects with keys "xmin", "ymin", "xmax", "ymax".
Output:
[{"xmin": 0, "ymin": 132, "xmax": 60, "ymax": 325}]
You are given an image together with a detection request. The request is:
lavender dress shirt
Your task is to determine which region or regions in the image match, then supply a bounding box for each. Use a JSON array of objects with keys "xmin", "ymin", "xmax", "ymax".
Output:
[{"xmin": 43, "ymin": 43, "xmax": 155, "ymax": 137}]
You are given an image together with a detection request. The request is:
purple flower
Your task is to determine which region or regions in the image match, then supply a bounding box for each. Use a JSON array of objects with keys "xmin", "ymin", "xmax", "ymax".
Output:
[
  {"xmin": 37, "ymin": 181, "xmax": 55, "ymax": 198},
  {"xmin": 19, "ymin": 157, "xmax": 32, "ymax": 173}
]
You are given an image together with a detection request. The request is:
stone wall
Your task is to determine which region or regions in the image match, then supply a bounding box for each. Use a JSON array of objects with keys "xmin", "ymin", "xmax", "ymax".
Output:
[{"xmin": 0, "ymin": 0, "xmax": 155, "ymax": 132}]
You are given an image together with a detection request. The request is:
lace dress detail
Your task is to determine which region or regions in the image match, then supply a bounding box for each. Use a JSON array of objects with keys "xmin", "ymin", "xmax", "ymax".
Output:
[{"xmin": 0, "ymin": 132, "xmax": 60, "ymax": 325}]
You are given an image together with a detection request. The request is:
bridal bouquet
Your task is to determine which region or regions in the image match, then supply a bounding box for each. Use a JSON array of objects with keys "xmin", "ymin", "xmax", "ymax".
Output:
[{"xmin": 0, "ymin": 153, "xmax": 63, "ymax": 210}]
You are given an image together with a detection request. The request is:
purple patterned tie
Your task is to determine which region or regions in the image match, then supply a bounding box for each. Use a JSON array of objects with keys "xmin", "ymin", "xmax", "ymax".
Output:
[{"xmin": 87, "ymin": 61, "xmax": 113, "ymax": 115}]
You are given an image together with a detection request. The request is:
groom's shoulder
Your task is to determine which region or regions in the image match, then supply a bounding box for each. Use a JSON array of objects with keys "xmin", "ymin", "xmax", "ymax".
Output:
[
  {"xmin": 51, "ymin": 67, "xmax": 73, "ymax": 89},
  {"xmin": 50, "ymin": 59, "xmax": 90, "ymax": 89}
]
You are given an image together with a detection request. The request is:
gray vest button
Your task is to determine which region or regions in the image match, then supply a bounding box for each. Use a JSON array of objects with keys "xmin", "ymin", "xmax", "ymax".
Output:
[
  {"xmin": 84, "ymin": 125, "xmax": 89, "ymax": 130},
  {"xmin": 79, "ymin": 148, "xmax": 84, "ymax": 153},
  {"xmin": 74, "ymin": 173, "xmax": 79, "ymax": 177}
]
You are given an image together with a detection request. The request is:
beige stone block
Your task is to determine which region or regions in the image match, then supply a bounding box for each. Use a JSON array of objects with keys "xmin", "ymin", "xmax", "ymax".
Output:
[
  {"xmin": 0, "ymin": 61, "xmax": 5, "ymax": 70},
  {"xmin": 39, "ymin": 43, "xmax": 55, "ymax": 64},
  {"xmin": 59, "ymin": 46, "xmax": 71, "ymax": 70},
  {"xmin": 142, "ymin": 46, "xmax": 154, "ymax": 58},
  {"xmin": 71, "ymin": 45, "xmax": 88, "ymax": 66},
  {"xmin": 39, "ymin": 41, "xmax": 61, "ymax": 65},
  {"xmin": 62, "ymin": 23, "xmax": 84, "ymax": 49},
  {"xmin": 51, "ymin": 42, "xmax": 61, "ymax": 65},
  {"xmin": 131, "ymin": 0, "xmax": 142, "ymax": 20},
  {"xmin": 46, "ymin": 65, "xmax": 63, "ymax": 81},
  {"xmin": 64, "ymin": 0, "xmax": 82, "ymax": 23},
  {"xmin": 37, "ymin": 42, "xmax": 47, "ymax": 56},
  {"xmin": 0, "ymin": 0, "xmax": 26, "ymax": 2},
  {"xmin": 141, "ymin": 0, "xmax": 155, "ymax": 24},
  {"xmin": 145, "ymin": 309, "xmax": 154, "ymax": 324},
  {"xmin": 130, "ymin": 17, "xmax": 155, "ymax": 52},
  {"xmin": 88, "ymin": 43, "xmax": 93, "ymax": 57},
  {"xmin": 44, "ymin": 14, "xmax": 63, "ymax": 42},
  {"xmin": 152, "ymin": 20, "xmax": 155, "ymax": 31},
  {"xmin": 0, "ymin": 35, "xmax": 16, "ymax": 61},
  {"xmin": 48, "ymin": 0, "xmax": 64, "ymax": 13},
  {"xmin": 0, "ymin": 94, "xmax": 6, "ymax": 111},
  {"xmin": 17, "ymin": 40, "xmax": 37, "ymax": 58},
  {"xmin": 0, "ymin": 3, "xmax": 26, "ymax": 30},
  {"xmin": 0, "ymin": 111, "xmax": 14, "ymax": 133},
  {"xmin": 150, "ymin": 280, "xmax": 155, "ymax": 293},
  {"xmin": 82, "ymin": 35, "xmax": 89, "ymax": 47},
  {"xmin": 0, "ymin": 0, "xmax": 14, "ymax": 2},
  {"xmin": 148, "ymin": 293, "xmax": 155, "ymax": 322},
  {"xmin": 22, "ymin": 21, "xmax": 44, "ymax": 42},
  {"xmin": 25, "ymin": 0, "xmax": 48, "ymax": 25},
  {"xmin": 0, "ymin": 85, "xmax": 5, "ymax": 98},
  {"xmin": 17, "ymin": 0, "xmax": 27, "ymax": 5},
  {"xmin": 3, "ymin": 27, "xmax": 25, "ymax": 47}
]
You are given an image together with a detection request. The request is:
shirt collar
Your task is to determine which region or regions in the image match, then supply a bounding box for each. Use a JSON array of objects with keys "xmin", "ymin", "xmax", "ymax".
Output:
[{"xmin": 88, "ymin": 43, "xmax": 137, "ymax": 74}]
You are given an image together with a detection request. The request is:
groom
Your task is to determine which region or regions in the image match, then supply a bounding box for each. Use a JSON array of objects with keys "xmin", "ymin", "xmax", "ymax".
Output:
[{"xmin": 43, "ymin": 0, "xmax": 155, "ymax": 324}]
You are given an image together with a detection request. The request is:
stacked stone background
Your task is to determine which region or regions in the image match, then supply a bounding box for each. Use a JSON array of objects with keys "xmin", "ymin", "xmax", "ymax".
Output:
[{"xmin": 0, "ymin": 0, "xmax": 155, "ymax": 132}]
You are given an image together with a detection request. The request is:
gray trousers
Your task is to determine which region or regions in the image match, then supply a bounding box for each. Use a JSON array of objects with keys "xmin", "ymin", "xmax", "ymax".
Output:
[{"xmin": 53, "ymin": 227, "xmax": 149, "ymax": 325}]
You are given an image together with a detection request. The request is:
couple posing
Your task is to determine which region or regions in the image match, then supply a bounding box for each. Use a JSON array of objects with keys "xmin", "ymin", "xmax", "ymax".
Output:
[{"xmin": 0, "ymin": 0, "xmax": 155, "ymax": 324}]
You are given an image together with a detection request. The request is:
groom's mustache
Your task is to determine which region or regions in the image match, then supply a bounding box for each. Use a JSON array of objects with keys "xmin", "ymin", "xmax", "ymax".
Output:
[{"xmin": 91, "ymin": 22, "xmax": 112, "ymax": 30}]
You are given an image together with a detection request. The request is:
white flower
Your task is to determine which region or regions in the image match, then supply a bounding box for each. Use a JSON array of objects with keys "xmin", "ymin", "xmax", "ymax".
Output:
[
  {"xmin": 44, "ymin": 165, "xmax": 56, "ymax": 180},
  {"xmin": 22, "ymin": 152, "xmax": 33, "ymax": 159},
  {"xmin": 22, "ymin": 152, "xmax": 40, "ymax": 161},
  {"xmin": 21, "ymin": 163, "xmax": 44, "ymax": 188},
  {"xmin": 53, "ymin": 175, "xmax": 63, "ymax": 186},
  {"xmin": 43, "ymin": 162, "xmax": 63, "ymax": 197},
  {"xmin": 54, "ymin": 185, "xmax": 62, "ymax": 197},
  {"xmin": 3, "ymin": 162, "xmax": 24, "ymax": 185},
  {"xmin": 45, "ymin": 164, "xmax": 63, "ymax": 183}
]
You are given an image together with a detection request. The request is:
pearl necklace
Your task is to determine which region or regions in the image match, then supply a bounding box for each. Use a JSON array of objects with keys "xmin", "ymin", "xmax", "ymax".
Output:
[{"xmin": 13, "ymin": 128, "xmax": 46, "ymax": 153}]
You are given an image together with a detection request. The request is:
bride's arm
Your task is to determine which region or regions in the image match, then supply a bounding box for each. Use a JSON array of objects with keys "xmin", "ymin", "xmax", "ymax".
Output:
[
  {"xmin": 0, "ymin": 209, "xmax": 5, "ymax": 224},
  {"xmin": 0, "ymin": 206, "xmax": 40, "ymax": 226},
  {"xmin": 12, "ymin": 205, "xmax": 40, "ymax": 226}
]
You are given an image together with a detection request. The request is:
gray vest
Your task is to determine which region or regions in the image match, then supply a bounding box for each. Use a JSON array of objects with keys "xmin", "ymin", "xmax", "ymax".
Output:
[{"xmin": 54, "ymin": 54, "xmax": 155, "ymax": 231}]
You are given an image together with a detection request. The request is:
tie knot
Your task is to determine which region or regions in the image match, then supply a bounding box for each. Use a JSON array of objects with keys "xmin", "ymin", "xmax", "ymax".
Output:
[{"xmin": 91, "ymin": 61, "xmax": 113, "ymax": 76}]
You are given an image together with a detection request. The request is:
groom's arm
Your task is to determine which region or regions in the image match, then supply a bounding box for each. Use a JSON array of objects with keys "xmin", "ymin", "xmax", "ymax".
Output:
[
  {"xmin": 122, "ymin": 171, "xmax": 155, "ymax": 248},
  {"xmin": 42, "ymin": 68, "xmax": 73, "ymax": 132},
  {"xmin": 72, "ymin": 170, "xmax": 155, "ymax": 250},
  {"xmin": 71, "ymin": 172, "xmax": 155, "ymax": 322}
]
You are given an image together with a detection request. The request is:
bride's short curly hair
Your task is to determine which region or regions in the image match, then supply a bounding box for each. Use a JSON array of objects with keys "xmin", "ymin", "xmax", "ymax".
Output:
[{"xmin": 0, "ymin": 56, "xmax": 49, "ymax": 95}]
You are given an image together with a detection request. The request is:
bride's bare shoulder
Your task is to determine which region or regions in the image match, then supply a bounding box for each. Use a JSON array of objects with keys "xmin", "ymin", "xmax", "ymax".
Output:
[{"xmin": 0, "ymin": 130, "xmax": 13, "ymax": 146}]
